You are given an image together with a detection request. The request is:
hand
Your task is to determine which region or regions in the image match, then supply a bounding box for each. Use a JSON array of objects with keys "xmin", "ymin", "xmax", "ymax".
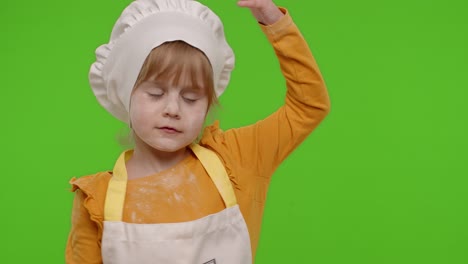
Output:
[{"xmin": 236, "ymin": 0, "xmax": 284, "ymax": 25}]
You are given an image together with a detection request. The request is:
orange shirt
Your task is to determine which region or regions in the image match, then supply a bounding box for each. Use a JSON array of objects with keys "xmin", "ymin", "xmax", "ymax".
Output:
[{"xmin": 66, "ymin": 8, "xmax": 330, "ymax": 264}]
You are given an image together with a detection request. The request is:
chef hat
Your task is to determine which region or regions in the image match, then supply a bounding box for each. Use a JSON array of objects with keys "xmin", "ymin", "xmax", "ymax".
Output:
[{"xmin": 89, "ymin": 0, "xmax": 235, "ymax": 123}]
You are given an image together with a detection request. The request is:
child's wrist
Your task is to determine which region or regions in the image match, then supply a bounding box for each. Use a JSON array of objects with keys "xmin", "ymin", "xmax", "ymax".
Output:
[{"xmin": 258, "ymin": 5, "xmax": 284, "ymax": 25}]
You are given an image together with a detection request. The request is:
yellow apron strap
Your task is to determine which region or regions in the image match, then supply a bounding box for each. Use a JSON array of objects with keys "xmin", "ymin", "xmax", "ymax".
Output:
[
  {"xmin": 104, "ymin": 150, "xmax": 132, "ymax": 221},
  {"xmin": 189, "ymin": 144, "xmax": 237, "ymax": 208},
  {"xmin": 104, "ymin": 145, "xmax": 237, "ymax": 221}
]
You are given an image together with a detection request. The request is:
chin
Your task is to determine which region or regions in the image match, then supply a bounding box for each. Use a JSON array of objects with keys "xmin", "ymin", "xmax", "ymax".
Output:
[{"xmin": 149, "ymin": 141, "xmax": 190, "ymax": 153}]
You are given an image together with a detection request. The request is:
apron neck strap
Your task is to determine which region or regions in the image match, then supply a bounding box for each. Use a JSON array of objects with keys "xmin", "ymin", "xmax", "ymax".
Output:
[
  {"xmin": 189, "ymin": 143, "xmax": 237, "ymax": 208},
  {"xmin": 104, "ymin": 144, "xmax": 237, "ymax": 221}
]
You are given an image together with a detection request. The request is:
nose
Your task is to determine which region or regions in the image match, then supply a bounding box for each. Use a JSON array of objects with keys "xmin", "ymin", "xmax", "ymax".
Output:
[{"xmin": 163, "ymin": 95, "xmax": 181, "ymax": 119}]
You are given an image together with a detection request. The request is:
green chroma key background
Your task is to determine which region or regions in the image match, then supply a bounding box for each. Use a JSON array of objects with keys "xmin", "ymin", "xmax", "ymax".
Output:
[{"xmin": 2, "ymin": 0, "xmax": 467, "ymax": 263}]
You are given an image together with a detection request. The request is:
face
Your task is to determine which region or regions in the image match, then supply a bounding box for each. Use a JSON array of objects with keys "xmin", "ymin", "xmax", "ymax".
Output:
[{"xmin": 129, "ymin": 80, "xmax": 209, "ymax": 153}]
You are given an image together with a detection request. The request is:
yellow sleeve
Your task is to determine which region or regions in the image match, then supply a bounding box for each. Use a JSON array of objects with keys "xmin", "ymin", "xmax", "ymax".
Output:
[
  {"xmin": 203, "ymin": 8, "xmax": 330, "ymax": 179},
  {"xmin": 65, "ymin": 176, "xmax": 107, "ymax": 264}
]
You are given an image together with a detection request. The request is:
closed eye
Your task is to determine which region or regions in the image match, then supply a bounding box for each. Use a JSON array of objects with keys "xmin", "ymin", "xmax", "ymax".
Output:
[
  {"xmin": 148, "ymin": 92, "xmax": 163, "ymax": 98},
  {"xmin": 183, "ymin": 97, "xmax": 197, "ymax": 103}
]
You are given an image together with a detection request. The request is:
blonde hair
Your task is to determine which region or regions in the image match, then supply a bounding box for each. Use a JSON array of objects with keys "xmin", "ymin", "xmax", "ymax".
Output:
[{"xmin": 133, "ymin": 40, "xmax": 218, "ymax": 110}]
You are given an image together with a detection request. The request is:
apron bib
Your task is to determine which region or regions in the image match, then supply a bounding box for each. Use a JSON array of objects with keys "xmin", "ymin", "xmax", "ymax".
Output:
[{"xmin": 101, "ymin": 144, "xmax": 252, "ymax": 264}]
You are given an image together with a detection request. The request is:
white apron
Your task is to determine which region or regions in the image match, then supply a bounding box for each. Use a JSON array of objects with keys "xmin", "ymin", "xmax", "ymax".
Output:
[{"xmin": 101, "ymin": 144, "xmax": 252, "ymax": 264}]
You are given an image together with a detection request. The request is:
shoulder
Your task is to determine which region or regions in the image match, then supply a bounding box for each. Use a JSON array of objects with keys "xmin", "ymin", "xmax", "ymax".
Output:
[
  {"xmin": 199, "ymin": 121, "xmax": 243, "ymax": 184},
  {"xmin": 70, "ymin": 171, "xmax": 112, "ymax": 199},
  {"xmin": 200, "ymin": 121, "xmax": 225, "ymax": 146},
  {"xmin": 199, "ymin": 121, "xmax": 231, "ymax": 164},
  {"xmin": 200, "ymin": 120, "xmax": 238, "ymax": 159},
  {"xmin": 69, "ymin": 172, "xmax": 112, "ymax": 220}
]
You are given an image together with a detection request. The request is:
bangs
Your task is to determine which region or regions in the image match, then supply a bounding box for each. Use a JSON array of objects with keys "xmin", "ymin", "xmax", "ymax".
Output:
[{"xmin": 134, "ymin": 41, "xmax": 216, "ymax": 106}]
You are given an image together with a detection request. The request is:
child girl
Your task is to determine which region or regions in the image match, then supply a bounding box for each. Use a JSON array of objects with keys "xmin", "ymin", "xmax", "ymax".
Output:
[{"xmin": 66, "ymin": 0, "xmax": 330, "ymax": 263}]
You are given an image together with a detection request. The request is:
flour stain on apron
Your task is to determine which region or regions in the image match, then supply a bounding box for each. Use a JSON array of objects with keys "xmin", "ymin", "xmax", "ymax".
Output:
[{"xmin": 124, "ymin": 164, "xmax": 207, "ymax": 222}]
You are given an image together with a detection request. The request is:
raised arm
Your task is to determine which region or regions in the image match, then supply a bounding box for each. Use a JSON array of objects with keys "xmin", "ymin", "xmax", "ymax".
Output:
[{"xmin": 202, "ymin": 3, "xmax": 330, "ymax": 178}]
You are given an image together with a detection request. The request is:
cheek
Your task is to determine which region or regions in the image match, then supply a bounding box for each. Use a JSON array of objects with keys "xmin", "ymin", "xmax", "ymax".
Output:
[
  {"xmin": 129, "ymin": 96, "xmax": 153, "ymax": 124},
  {"xmin": 129, "ymin": 97, "xmax": 140, "ymax": 122},
  {"xmin": 186, "ymin": 105, "xmax": 208, "ymax": 131}
]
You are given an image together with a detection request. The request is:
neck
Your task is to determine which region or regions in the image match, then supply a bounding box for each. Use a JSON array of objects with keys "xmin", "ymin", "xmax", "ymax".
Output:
[{"xmin": 126, "ymin": 136, "xmax": 190, "ymax": 180}]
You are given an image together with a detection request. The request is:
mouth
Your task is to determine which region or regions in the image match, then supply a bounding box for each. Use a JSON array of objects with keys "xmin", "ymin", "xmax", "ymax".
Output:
[{"xmin": 158, "ymin": 126, "xmax": 182, "ymax": 134}]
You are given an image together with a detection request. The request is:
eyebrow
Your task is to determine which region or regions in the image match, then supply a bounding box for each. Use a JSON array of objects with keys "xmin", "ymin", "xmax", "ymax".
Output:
[
  {"xmin": 143, "ymin": 79, "xmax": 203, "ymax": 92},
  {"xmin": 142, "ymin": 80, "xmax": 165, "ymax": 87}
]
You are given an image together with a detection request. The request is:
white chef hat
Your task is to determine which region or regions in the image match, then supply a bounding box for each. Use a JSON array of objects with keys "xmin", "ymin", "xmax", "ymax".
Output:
[{"xmin": 89, "ymin": 0, "xmax": 235, "ymax": 123}]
